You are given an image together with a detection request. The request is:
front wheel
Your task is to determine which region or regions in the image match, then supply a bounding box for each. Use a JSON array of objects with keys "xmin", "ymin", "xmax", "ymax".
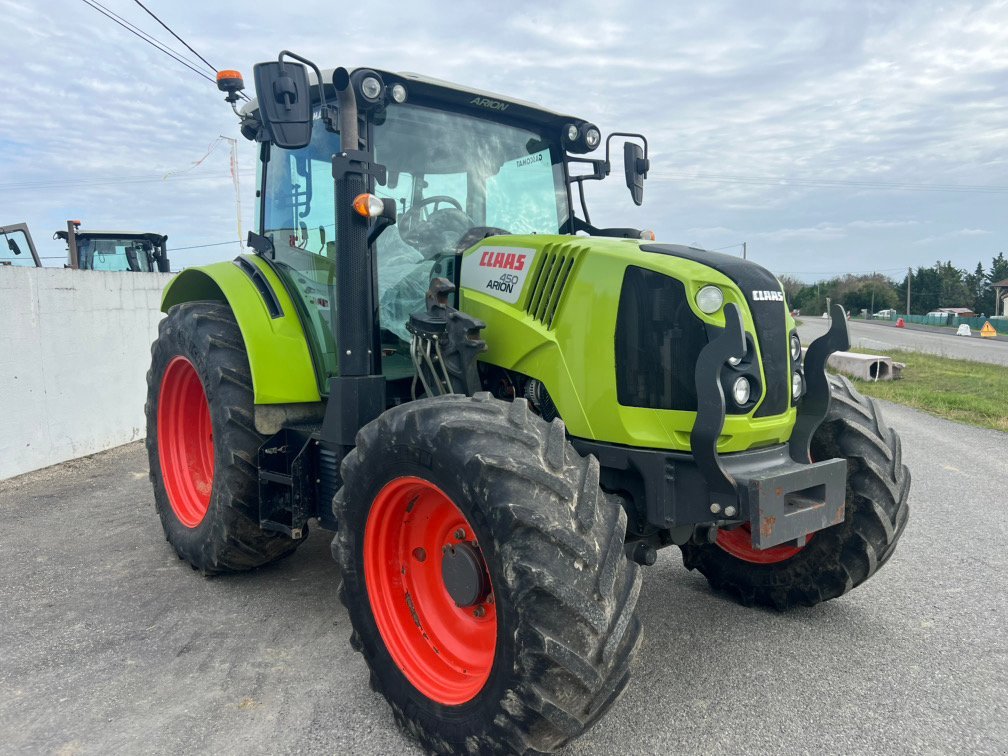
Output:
[
  {"xmin": 145, "ymin": 302, "xmax": 302, "ymax": 574},
  {"xmin": 681, "ymin": 374, "xmax": 911, "ymax": 610},
  {"xmin": 334, "ymin": 394, "xmax": 642, "ymax": 754}
]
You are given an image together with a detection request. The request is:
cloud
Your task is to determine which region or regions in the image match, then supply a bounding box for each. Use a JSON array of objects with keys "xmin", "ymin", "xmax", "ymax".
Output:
[
  {"xmin": 0, "ymin": 0, "xmax": 1005, "ymax": 277},
  {"xmin": 913, "ymin": 228, "xmax": 992, "ymax": 245}
]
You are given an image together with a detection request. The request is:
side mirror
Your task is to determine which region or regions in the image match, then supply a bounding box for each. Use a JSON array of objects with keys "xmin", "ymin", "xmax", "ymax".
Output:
[
  {"xmin": 623, "ymin": 141, "xmax": 648, "ymax": 206},
  {"xmin": 252, "ymin": 60, "xmax": 313, "ymax": 150},
  {"xmin": 7, "ymin": 238, "xmax": 21, "ymax": 256}
]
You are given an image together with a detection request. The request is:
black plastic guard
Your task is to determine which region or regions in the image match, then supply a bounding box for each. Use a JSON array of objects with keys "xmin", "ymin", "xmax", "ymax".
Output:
[
  {"xmin": 690, "ymin": 302, "xmax": 746, "ymax": 513},
  {"xmin": 789, "ymin": 303, "xmax": 850, "ymax": 464}
]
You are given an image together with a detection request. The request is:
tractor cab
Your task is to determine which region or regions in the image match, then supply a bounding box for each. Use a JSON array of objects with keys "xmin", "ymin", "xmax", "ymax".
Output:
[
  {"xmin": 239, "ymin": 61, "xmax": 648, "ymax": 394},
  {"xmin": 56, "ymin": 221, "xmax": 170, "ymax": 272},
  {"xmin": 0, "ymin": 223, "xmax": 42, "ymax": 267}
]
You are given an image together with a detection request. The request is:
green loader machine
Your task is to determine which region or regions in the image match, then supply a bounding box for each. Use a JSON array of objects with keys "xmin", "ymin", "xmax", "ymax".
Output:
[{"xmin": 146, "ymin": 52, "xmax": 911, "ymax": 754}]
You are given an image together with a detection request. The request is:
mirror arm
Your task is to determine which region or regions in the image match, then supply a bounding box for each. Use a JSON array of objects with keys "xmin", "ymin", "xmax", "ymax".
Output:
[
  {"xmin": 278, "ymin": 49, "xmax": 338, "ymax": 132},
  {"xmin": 605, "ymin": 131, "xmax": 649, "ymax": 174}
]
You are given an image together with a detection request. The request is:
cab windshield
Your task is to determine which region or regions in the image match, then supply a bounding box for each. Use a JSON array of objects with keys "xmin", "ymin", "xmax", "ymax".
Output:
[
  {"xmin": 77, "ymin": 237, "xmax": 157, "ymax": 272},
  {"xmin": 370, "ymin": 103, "xmax": 569, "ymax": 340},
  {"xmin": 261, "ymin": 102, "xmax": 569, "ymax": 386}
]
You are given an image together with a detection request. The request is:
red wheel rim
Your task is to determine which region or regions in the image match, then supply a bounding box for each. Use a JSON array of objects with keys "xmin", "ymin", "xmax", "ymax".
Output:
[
  {"xmin": 157, "ymin": 356, "xmax": 214, "ymax": 529},
  {"xmin": 364, "ymin": 476, "xmax": 497, "ymax": 706},
  {"xmin": 716, "ymin": 523, "xmax": 810, "ymax": 564}
]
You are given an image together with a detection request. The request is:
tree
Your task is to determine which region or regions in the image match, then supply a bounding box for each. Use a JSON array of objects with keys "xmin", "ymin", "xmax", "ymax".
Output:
[{"xmin": 964, "ymin": 262, "xmax": 988, "ymax": 314}]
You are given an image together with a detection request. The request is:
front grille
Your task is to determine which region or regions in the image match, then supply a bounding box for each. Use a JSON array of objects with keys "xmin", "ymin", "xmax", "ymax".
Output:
[
  {"xmin": 640, "ymin": 243, "xmax": 790, "ymax": 417},
  {"xmin": 525, "ymin": 242, "xmax": 584, "ymax": 328},
  {"xmin": 615, "ymin": 266, "xmax": 709, "ymax": 411}
]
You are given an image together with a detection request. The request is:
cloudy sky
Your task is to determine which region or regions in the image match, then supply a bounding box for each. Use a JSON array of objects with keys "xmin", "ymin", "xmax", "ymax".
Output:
[{"xmin": 1, "ymin": 0, "xmax": 1006, "ymax": 281}]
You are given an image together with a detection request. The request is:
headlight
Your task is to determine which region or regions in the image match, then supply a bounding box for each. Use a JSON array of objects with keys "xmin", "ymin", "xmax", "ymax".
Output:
[
  {"xmin": 696, "ymin": 285, "xmax": 724, "ymax": 314},
  {"xmin": 732, "ymin": 376, "xmax": 751, "ymax": 405},
  {"xmin": 792, "ymin": 371, "xmax": 804, "ymax": 400},
  {"xmin": 790, "ymin": 332, "xmax": 802, "ymax": 362}
]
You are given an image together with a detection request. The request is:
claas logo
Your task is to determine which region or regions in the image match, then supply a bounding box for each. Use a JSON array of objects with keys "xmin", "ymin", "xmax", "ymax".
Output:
[{"xmin": 479, "ymin": 249, "xmax": 527, "ymax": 271}]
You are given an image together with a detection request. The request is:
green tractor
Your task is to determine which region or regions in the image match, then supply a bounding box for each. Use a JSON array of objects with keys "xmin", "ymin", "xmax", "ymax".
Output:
[{"xmin": 146, "ymin": 52, "xmax": 910, "ymax": 754}]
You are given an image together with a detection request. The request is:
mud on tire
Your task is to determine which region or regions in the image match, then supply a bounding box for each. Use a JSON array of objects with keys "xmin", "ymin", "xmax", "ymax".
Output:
[
  {"xmin": 681, "ymin": 374, "xmax": 911, "ymax": 610},
  {"xmin": 334, "ymin": 393, "xmax": 643, "ymax": 755},
  {"xmin": 145, "ymin": 302, "xmax": 302, "ymax": 574}
]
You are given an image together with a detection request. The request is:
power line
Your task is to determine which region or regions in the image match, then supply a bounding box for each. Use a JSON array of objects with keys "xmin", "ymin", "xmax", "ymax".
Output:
[
  {"xmin": 0, "ymin": 169, "xmax": 254, "ymax": 192},
  {"xmin": 651, "ymin": 171, "xmax": 1008, "ymax": 195},
  {"xmin": 132, "ymin": 0, "xmax": 217, "ymax": 73},
  {"xmin": 130, "ymin": 1, "xmax": 249, "ymax": 101},
  {"xmin": 88, "ymin": 0, "xmax": 209, "ymax": 74},
  {"xmin": 80, "ymin": 0, "xmax": 215, "ymax": 86},
  {"xmin": 171, "ymin": 239, "xmax": 242, "ymax": 251}
]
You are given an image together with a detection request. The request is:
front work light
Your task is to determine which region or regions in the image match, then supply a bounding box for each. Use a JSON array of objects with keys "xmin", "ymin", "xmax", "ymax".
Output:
[
  {"xmin": 390, "ymin": 83, "xmax": 407, "ymax": 103},
  {"xmin": 584, "ymin": 126, "xmax": 601, "ymax": 149},
  {"xmin": 696, "ymin": 285, "xmax": 724, "ymax": 314},
  {"xmin": 360, "ymin": 76, "xmax": 383, "ymax": 101}
]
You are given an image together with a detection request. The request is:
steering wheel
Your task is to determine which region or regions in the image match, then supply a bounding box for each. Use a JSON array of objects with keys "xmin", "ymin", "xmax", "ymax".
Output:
[{"xmin": 399, "ymin": 195, "xmax": 464, "ymax": 246}]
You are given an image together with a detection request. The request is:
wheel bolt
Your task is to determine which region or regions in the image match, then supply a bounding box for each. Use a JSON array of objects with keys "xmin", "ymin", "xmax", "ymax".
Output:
[
  {"xmin": 454, "ymin": 528, "xmax": 466, "ymax": 540},
  {"xmin": 710, "ymin": 503, "xmax": 722, "ymax": 514},
  {"xmin": 724, "ymin": 506, "xmax": 737, "ymax": 517},
  {"xmin": 412, "ymin": 547, "xmax": 426, "ymax": 562},
  {"xmin": 473, "ymin": 606, "xmax": 486, "ymax": 618}
]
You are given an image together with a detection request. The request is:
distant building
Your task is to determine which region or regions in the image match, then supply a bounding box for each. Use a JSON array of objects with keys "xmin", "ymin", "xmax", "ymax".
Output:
[
  {"xmin": 936, "ymin": 307, "xmax": 976, "ymax": 317},
  {"xmin": 994, "ymin": 279, "xmax": 1008, "ymax": 317}
]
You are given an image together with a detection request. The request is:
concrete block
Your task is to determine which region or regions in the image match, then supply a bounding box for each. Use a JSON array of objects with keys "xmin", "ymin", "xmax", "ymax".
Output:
[{"xmin": 826, "ymin": 351, "xmax": 898, "ymax": 381}]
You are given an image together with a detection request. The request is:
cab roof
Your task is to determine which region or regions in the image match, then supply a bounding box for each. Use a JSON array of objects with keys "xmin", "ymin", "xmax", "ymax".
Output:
[
  {"xmin": 240, "ymin": 67, "xmax": 590, "ymax": 134},
  {"xmin": 56, "ymin": 230, "xmax": 167, "ymax": 244}
]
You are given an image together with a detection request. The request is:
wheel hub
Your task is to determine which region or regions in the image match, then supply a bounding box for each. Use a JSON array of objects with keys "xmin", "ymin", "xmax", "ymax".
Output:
[{"xmin": 441, "ymin": 542, "xmax": 489, "ymax": 608}]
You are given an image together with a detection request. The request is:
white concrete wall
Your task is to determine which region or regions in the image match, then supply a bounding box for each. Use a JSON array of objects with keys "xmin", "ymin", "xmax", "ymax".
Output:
[{"xmin": 0, "ymin": 267, "xmax": 174, "ymax": 479}]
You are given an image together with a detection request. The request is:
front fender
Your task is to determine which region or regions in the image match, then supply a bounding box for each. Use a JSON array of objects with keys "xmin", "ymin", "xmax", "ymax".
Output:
[{"xmin": 161, "ymin": 256, "xmax": 321, "ymax": 405}]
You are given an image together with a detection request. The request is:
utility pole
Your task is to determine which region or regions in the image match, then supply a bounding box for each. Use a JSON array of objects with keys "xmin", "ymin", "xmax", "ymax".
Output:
[
  {"xmin": 906, "ymin": 267, "xmax": 911, "ymax": 315},
  {"xmin": 742, "ymin": 241, "xmax": 747, "ymax": 260}
]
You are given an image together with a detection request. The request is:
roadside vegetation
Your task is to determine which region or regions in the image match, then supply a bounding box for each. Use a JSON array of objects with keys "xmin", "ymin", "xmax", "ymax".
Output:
[
  {"xmin": 778, "ymin": 252, "xmax": 1008, "ymax": 318},
  {"xmin": 848, "ymin": 349, "xmax": 1008, "ymax": 433}
]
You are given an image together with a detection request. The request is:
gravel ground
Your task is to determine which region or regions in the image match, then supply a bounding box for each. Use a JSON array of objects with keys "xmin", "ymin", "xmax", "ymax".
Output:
[{"xmin": 1, "ymin": 401, "xmax": 1005, "ymax": 755}]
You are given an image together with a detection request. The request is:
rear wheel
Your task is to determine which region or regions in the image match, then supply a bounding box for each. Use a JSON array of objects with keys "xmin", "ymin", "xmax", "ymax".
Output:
[
  {"xmin": 334, "ymin": 394, "xmax": 642, "ymax": 754},
  {"xmin": 145, "ymin": 302, "xmax": 302, "ymax": 574},
  {"xmin": 681, "ymin": 374, "xmax": 910, "ymax": 610}
]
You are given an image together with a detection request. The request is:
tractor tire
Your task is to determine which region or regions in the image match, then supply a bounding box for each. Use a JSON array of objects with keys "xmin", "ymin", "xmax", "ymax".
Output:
[
  {"xmin": 333, "ymin": 393, "xmax": 642, "ymax": 755},
  {"xmin": 680, "ymin": 374, "xmax": 910, "ymax": 610},
  {"xmin": 145, "ymin": 301, "xmax": 302, "ymax": 574}
]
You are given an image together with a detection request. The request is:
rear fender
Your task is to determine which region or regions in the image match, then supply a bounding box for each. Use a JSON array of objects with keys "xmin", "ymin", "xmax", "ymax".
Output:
[{"xmin": 161, "ymin": 257, "xmax": 322, "ymax": 416}]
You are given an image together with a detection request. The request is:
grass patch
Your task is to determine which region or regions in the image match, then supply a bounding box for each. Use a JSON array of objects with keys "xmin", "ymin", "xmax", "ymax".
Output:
[{"xmin": 847, "ymin": 349, "xmax": 1008, "ymax": 432}]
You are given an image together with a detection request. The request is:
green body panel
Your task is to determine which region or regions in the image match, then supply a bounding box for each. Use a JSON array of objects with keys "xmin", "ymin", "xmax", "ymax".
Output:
[
  {"xmin": 161, "ymin": 256, "xmax": 321, "ymax": 405},
  {"xmin": 459, "ymin": 235, "xmax": 797, "ymax": 453}
]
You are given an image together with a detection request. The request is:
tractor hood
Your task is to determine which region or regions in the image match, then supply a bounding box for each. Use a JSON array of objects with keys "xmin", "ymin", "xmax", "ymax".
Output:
[{"xmin": 457, "ymin": 235, "xmax": 798, "ymax": 454}]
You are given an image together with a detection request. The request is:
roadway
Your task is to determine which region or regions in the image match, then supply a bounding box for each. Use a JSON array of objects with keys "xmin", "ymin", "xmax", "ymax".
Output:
[
  {"xmin": 797, "ymin": 317, "xmax": 1008, "ymax": 366},
  {"xmin": 1, "ymin": 402, "xmax": 1005, "ymax": 754}
]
